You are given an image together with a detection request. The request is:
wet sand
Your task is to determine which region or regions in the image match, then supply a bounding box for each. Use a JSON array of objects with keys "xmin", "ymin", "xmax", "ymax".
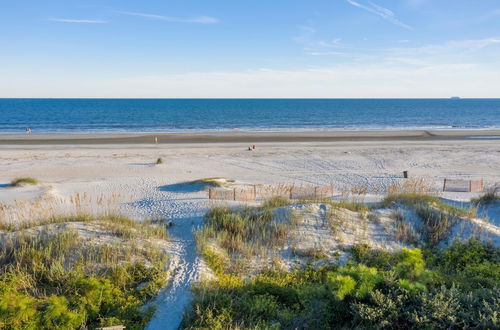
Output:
[{"xmin": 1, "ymin": 129, "xmax": 500, "ymax": 145}]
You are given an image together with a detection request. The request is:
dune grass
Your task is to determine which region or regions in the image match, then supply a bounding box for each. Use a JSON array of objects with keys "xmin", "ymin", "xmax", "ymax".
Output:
[
  {"xmin": 156, "ymin": 157, "xmax": 164, "ymax": 165},
  {"xmin": 472, "ymin": 186, "xmax": 500, "ymax": 206},
  {"xmin": 0, "ymin": 214, "xmax": 170, "ymax": 329},
  {"xmin": 10, "ymin": 177, "xmax": 39, "ymax": 187},
  {"xmin": 195, "ymin": 198, "xmax": 301, "ymax": 276}
]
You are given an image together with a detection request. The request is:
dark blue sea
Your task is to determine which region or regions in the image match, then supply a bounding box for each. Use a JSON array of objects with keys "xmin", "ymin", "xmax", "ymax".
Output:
[{"xmin": 0, "ymin": 98, "xmax": 499, "ymax": 133}]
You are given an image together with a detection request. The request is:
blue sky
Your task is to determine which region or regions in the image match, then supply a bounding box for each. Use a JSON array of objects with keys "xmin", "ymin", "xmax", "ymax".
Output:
[{"xmin": 1, "ymin": 0, "xmax": 500, "ymax": 97}]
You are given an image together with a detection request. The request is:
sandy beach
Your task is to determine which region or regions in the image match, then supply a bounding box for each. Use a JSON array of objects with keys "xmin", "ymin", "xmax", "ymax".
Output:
[{"xmin": 1, "ymin": 130, "xmax": 499, "ymax": 329}]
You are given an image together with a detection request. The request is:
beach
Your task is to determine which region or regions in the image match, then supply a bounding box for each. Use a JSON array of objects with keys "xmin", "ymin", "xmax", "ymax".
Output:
[{"xmin": 1, "ymin": 130, "xmax": 499, "ymax": 329}]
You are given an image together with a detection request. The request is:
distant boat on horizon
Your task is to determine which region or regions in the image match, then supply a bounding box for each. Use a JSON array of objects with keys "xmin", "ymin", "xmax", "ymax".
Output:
[{"xmin": 450, "ymin": 96, "xmax": 461, "ymax": 100}]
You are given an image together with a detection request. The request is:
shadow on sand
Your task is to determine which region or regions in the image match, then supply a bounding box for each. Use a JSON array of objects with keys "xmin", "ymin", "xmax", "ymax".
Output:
[{"xmin": 158, "ymin": 182, "xmax": 208, "ymax": 193}]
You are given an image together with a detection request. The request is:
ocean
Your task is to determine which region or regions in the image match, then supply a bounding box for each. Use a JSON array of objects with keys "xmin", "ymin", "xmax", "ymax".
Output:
[{"xmin": 0, "ymin": 98, "xmax": 499, "ymax": 133}]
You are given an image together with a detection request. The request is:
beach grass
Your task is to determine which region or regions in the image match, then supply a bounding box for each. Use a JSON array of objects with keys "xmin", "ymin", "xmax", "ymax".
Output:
[
  {"xmin": 472, "ymin": 185, "xmax": 500, "ymax": 206},
  {"xmin": 190, "ymin": 177, "xmax": 235, "ymax": 188},
  {"xmin": 10, "ymin": 177, "xmax": 39, "ymax": 187},
  {"xmin": 0, "ymin": 213, "xmax": 170, "ymax": 329}
]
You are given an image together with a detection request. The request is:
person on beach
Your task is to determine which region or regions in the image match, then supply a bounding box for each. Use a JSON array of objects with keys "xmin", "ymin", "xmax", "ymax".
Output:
[{"xmin": 25, "ymin": 127, "xmax": 31, "ymax": 135}]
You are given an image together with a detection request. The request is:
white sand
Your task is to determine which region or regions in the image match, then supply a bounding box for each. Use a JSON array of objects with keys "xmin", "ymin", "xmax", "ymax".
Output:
[{"xmin": 1, "ymin": 139, "xmax": 499, "ymax": 329}]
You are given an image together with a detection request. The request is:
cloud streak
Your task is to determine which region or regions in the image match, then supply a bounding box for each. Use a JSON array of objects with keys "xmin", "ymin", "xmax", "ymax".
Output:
[
  {"xmin": 115, "ymin": 11, "xmax": 218, "ymax": 24},
  {"xmin": 346, "ymin": 0, "xmax": 413, "ymax": 30},
  {"xmin": 48, "ymin": 18, "xmax": 108, "ymax": 24}
]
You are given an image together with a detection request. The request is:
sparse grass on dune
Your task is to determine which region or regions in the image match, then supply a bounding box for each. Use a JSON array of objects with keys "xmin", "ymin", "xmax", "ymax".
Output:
[
  {"xmin": 472, "ymin": 185, "xmax": 500, "ymax": 206},
  {"xmin": 382, "ymin": 192, "xmax": 476, "ymax": 218},
  {"xmin": 0, "ymin": 214, "xmax": 170, "ymax": 329},
  {"xmin": 10, "ymin": 177, "xmax": 39, "ymax": 187},
  {"xmin": 381, "ymin": 191, "xmax": 475, "ymax": 247},
  {"xmin": 195, "ymin": 198, "xmax": 300, "ymax": 275},
  {"xmin": 0, "ymin": 213, "xmax": 169, "ymax": 240}
]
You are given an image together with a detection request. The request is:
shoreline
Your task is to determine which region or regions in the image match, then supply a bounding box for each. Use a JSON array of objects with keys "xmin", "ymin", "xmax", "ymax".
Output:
[{"xmin": 0, "ymin": 129, "xmax": 500, "ymax": 145}]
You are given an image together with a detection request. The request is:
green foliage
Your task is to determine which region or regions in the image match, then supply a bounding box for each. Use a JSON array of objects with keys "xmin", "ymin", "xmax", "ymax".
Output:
[
  {"xmin": 10, "ymin": 177, "xmax": 38, "ymax": 187},
  {"xmin": 0, "ymin": 217, "xmax": 169, "ymax": 329},
  {"xmin": 156, "ymin": 157, "xmax": 164, "ymax": 165},
  {"xmin": 184, "ymin": 240, "xmax": 500, "ymax": 329}
]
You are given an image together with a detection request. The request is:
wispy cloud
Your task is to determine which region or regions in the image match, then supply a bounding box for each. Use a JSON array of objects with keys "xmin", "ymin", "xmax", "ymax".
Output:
[
  {"xmin": 48, "ymin": 18, "xmax": 108, "ymax": 24},
  {"xmin": 346, "ymin": 0, "xmax": 413, "ymax": 30},
  {"xmin": 115, "ymin": 11, "xmax": 218, "ymax": 24}
]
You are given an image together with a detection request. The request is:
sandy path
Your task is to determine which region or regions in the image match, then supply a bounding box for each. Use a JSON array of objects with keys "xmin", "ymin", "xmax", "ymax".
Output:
[{"xmin": 124, "ymin": 180, "xmax": 208, "ymax": 330}]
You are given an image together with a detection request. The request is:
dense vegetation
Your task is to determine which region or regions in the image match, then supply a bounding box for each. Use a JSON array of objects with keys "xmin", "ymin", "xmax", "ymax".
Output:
[
  {"xmin": 0, "ymin": 216, "xmax": 169, "ymax": 329},
  {"xmin": 183, "ymin": 239, "xmax": 499, "ymax": 329}
]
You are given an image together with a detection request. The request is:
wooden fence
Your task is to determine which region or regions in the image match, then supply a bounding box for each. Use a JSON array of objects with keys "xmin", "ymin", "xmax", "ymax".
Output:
[
  {"xmin": 208, "ymin": 184, "xmax": 334, "ymax": 201},
  {"xmin": 443, "ymin": 179, "xmax": 484, "ymax": 192}
]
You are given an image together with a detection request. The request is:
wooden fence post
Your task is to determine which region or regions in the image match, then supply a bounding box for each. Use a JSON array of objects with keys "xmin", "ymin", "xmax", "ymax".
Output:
[
  {"xmin": 443, "ymin": 179, "xmax": 447, "ymax": 191},
  {"xmin": 208, "ymin": 188, "xmax": 212, "ymax": 199}
]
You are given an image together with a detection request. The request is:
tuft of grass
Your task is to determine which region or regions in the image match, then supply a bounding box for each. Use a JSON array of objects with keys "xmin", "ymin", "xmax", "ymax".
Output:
[
  {"xmin": 156, "ymin": 157, "xmax": 164, "ymax": 165},
  {"xmin": 292, "ymin": 246, "xmax": 328, "ymax": 259},
  {"xmin": 391, "ymin": 210, "xmax": 419, "ymax": 245},
  {"xmin": 261, "ymin": 196, "xmax": 291, "ymax": 209},
  {"xmin": 471, "ymin": 185, "xmax": 500, "ymax": 206},
  {"xmin": 10, "ymin": 177, "xmax": 38, "ymax": 187},
  {"xmin": 190, "ymin": 177, "xmax": 232, "ymax": 187}
]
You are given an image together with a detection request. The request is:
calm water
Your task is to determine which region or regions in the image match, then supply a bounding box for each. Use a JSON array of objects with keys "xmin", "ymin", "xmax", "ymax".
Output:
[{"xmin": 0, "ymin": 98, "xmax": 499, "ymax": 133}]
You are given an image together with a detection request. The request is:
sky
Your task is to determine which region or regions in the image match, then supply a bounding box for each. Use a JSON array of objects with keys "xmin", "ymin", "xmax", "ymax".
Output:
[{"xmin": 1, "ymin": 0, "xmax": 500, "ymax": 98}]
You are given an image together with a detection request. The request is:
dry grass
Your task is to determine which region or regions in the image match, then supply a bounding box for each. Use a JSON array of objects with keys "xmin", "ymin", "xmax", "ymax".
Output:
[
  {"xmin": 472, "ymin": 185, "xmax": 500, "ymax": 206},
  {"xmin": 391, "ymin": 210, "xmax": 419, "ymax": 245},
  {"xmin": 0, "ymin": 192, "xmax": 127, "ymax": 231}
]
